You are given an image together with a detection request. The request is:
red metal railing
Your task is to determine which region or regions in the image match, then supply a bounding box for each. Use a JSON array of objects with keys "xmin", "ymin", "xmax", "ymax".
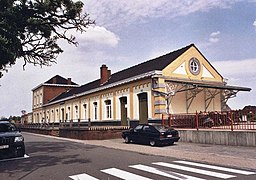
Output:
[{"xmin": 162, "ymin": 110, "xmax": 256, "ymax": 131}]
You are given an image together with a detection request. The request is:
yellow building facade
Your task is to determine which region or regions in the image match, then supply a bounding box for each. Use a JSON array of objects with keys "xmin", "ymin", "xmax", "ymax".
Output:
[{"xmin": 32, "ymin": 44, "xmax": 251, "ymax": 125}]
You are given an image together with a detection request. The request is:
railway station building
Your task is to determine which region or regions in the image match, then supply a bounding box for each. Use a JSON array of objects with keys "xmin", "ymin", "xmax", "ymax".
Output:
[{"xmin": 31, "ymin": 44, "xmax": 251, "ymax": 125}]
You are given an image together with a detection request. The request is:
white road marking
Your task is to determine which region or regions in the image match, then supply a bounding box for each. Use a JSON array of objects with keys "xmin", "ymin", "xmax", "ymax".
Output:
[
  {"xmin": 129, "ymin": 164, "xmax": 205, "ymax": 180},
  {"xmin": 174, "ymin": 160, "xmax": 256, "ymax": 175},
  {"xmin": 69, "ymin": 173, "xmax": 99, "ymax": 180},
  {"xmin": 101, "ymin": 167, "xmax": 153, "ymax": 180},
  {"xmin": 153, "ymin": 162, "xmax": 236, "ymax": 179}
]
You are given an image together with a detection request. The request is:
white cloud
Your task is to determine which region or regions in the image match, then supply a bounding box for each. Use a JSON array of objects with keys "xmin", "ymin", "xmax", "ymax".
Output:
[
  {"xmin": 69, "ymin": 26, "xmax": 120, "ymax": 47},
  {"xmin": 210, "ymin": 31, "xmax": 221, "ymax": 37},
  {"xmin": 209, "ymin": 37, "xmax": 220, "ymax": 43},
  {"xmin": 212, "ymin": 58, "xmax": 256, "ymax": 109},
  {"xmin": 212, "ymin": 58, "xmax": 256, "ymax": 78},
  {"xmin": 81, "ymin": 26, "xmax": 120, "ymax": 47},
  {"xmin": 209, "ymin": 31, "xmax": 221, "ymax": 43},
  {"xmin": 83, "ymin": 0, "xmax": 236, "ymax": 28},
  {"xmin": 253, "ymin": 20, "xmax": 256, "ymax": 28}
]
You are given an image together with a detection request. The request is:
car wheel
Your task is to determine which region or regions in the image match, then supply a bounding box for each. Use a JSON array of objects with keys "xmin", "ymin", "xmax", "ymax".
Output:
[
  {"xmin": 149, "ymin": 140, "xmax": 156, "ymax": 146},
  {"xmin": 169, "ymin": 142, "xmax": 174, "ymax": 145},
  {"xmin": 16, "ymin": 149, "xmax": 25, "ymax": 157},
  {"xmin": 125, "ymin": 136, "xmax": 130, "ymax": 143}
]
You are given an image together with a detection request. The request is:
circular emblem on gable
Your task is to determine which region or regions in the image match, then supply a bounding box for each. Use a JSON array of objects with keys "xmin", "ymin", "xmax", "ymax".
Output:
[{"xmin": 189, "ymin": 57, "xmax": 200, "ymax": 75}]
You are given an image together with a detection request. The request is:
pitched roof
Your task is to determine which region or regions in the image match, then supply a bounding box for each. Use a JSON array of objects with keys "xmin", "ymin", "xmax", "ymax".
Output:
[
  {"xmin": 45, "ymin": 75, "xmax": 78, "ymax": 85},
  {"xmin": 48, "ymin": 44, "xmax": 194, "ymax": 103}
]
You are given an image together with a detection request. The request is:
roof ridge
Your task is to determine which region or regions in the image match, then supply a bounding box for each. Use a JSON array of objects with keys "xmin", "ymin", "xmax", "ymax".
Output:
[{"xmin": 110, "ymin": 43, "xmax": 194, "ymax": 76}]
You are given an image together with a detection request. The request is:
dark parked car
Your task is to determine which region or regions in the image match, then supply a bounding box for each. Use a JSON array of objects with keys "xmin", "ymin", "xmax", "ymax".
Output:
[
  {"xmin": 0, "ymin": 121, "xmax": 25, "ymax": 159},
  {"xmin": 122, "ymin": 124, "xmax": 180, "ymax": 146}
]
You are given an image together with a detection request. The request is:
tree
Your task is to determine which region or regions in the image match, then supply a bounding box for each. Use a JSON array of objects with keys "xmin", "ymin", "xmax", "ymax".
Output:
[{"xmin": 0, "ymin": 0, "xmax": 94, "ymax": 77}]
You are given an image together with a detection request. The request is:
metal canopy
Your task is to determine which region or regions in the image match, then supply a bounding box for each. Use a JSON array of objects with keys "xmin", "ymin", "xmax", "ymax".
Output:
[
  {"xmin": 165, "ymin": 79, "xmax": 251, "ymax": 92},
  {"xmin": 154, "ymin": 79, "xmax": 251, "ymax": 113}
]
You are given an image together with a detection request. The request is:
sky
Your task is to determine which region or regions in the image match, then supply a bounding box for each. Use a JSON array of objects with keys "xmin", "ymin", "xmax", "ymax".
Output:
[{"xmin": 1, "ymin": 0, "xmax": 256, "ymax": 117}]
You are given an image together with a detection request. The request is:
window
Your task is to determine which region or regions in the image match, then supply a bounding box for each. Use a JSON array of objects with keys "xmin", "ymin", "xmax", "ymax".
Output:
[
  {"xmin": 34, "ymin": 96, "xmax": 37, "ymax": 106},
  {"xmin": 105, "ymin": 100, "xmax": 112, "ymax": 119},
  {"xmin": 40, "ymin": 93, "xmax": 43, "ymax": 105},
  {"xmin": 83, "ymin": 104, "xmax": 87, "ymax": 120},
  {"xmin": 56, "ymin": 109, "xmax": 59, "ymax": 121},
  {"xmin": 143, "ymin": 126, "xmax": 150, "ymax": 132},
  {"xmin": 75, "ymin": 105, "xmax": 78, "ymax": 120},
  {"xmin": 61, "ymin": 108, "xmax": 64, "ymax": 121},
  {"xmin": 51, "ymin": 110, "xmax": 54, "ymax": 122},
  {"xmin": 0, "ymin": 123, "xmax": 17, "ymax": 132},
  {"xmin": 134, "ymin": 125, "xmax": 143, "ymax": 132},
  {"xmin": 189, "ymin": 57, "xmax": 200, "ymax": 75},
  {"xmin": 67, "ymin": 107, "xmax": 71, "ymax": 120},
  {"xmin": 93, "ymin": 102, "xmax": 97, "ymax": 120}
]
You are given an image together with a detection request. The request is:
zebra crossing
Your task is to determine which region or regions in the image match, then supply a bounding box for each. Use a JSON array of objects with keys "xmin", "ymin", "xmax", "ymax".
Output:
[{"xmin": 69, "ymin": 160, "xmax": 256, "ymax": 180}]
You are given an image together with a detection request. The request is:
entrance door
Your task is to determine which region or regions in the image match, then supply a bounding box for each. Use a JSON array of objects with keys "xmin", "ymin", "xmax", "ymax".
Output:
[
  {"xmin": 120, "ymin": 97, "xmax": 128, "ymax": 126},
  {"xmin": 138, "ymin": 93, "xmax": 148, "ymax": 124}
]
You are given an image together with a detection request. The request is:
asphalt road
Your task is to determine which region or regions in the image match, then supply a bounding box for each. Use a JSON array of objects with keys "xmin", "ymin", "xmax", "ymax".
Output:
[{"xmin": 0, "ymin": 133, "xmax": 255, "ymax": 180}]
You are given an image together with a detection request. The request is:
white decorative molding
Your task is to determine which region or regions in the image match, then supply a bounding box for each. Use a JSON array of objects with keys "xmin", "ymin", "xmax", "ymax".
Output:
[
  {"xmin": 202, "ymin": 65, "xmax": 214, "ymax": 78},
  {"xmin": 154, "ymin": 100, "xmax": 166, "ymax": 105},
  {"xmin": 154, "ymin": 109, "xmax": 166, "ymax": 114},
  {"xmin": 173, "ymin": 62, "xmax": 187, "ymax": 75}
]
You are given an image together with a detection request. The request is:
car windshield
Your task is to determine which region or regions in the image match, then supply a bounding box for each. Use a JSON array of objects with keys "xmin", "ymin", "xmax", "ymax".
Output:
[{"xmin": 0, "ymin": 123, "xmax": 17, "ymax": 133}]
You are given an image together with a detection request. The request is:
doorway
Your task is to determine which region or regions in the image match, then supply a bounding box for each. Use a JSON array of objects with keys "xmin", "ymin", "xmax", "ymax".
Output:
[
  {"xmin": 138, "ymin": 93, "xmax": 148, "ymax": 124},
  {"xmin": 120, "ymin": 97, "xmax": 128, "ymax": 126}
]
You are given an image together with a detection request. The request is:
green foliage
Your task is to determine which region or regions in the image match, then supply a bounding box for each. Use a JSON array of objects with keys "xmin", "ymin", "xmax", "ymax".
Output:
[{"xmin": 0, "ymin": 0, "xmax": 94, "ymax": 77}]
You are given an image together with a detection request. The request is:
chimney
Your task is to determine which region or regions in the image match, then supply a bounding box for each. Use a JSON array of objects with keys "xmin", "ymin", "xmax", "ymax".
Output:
[
  {"xmin": 100, "ymin": 64, "xmax": 111, "ymax": 85},
  {"xmin": 67, "ymin": 78, "xmax": 72, "ymax": 85},
  {"xmin": 108, "ymin": 69, "xmax": 111, "ymax": 79}
]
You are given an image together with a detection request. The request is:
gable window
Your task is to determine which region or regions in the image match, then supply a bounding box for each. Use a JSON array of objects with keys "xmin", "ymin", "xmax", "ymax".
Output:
[
  {"xmin": 189, "ymin": 57, "xmax": 200, "ymax": 75},
  {"xmin": 105, "ymin": 100, "xmax": 112, "ymax": 119}
]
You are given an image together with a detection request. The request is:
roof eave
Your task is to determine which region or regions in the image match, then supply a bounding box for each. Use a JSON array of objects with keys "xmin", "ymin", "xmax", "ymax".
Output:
[
  {"xmin": 31, "ymin": 83, "xmax": 80, "ymax": 91},
  {"xmin": 44, "ymin": 70, "xmax": 163, "ymax": 106}
]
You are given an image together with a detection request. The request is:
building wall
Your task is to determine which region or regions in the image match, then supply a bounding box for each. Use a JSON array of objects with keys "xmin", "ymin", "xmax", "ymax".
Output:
[
  {"xmin": 43, "ymin": 86, "xmax": 72, "ymax": 105},
  {"xmin": 37, "ymin": 79, "xmax": 152, "ymax": 123},
  {"xmin": 33, "ymin": 87, "xmax": 43, "ymax": 109}
]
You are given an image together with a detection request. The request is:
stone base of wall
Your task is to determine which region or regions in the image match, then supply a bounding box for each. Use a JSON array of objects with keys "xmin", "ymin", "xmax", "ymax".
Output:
[
  {"xmin": 21, "ymin": 127, "xmax": 127, "ymax": 140},
  {"xmin": 59, "ymin": 128, "xmax": 123, "ymax": 140},
  {"xmin": 179, "ymin": 129, "xmax": 256, "ymax": 147},
  {"xmin": 21, "ymin": 128, "xmax": 58, "ymax": 136}
]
